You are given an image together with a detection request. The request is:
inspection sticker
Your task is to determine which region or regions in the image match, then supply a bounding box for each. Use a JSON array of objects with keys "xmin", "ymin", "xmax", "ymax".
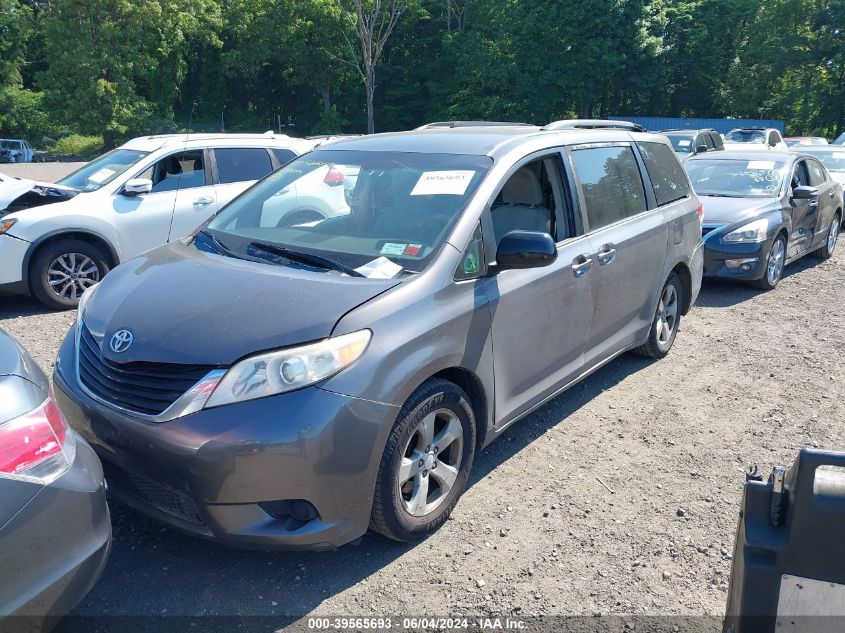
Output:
[
  {"xmin": 380, "ymin": 242, "xmax": 407, "ymax": 256},
  {"xmin": 747, "ymin": 160, "xmax": 776, "ymax": 170},
  {"xmin": 411, "ymin": 170, "xmax": 475, "ymax": 196},
  {"xmin": 355, "ymin": 257, "xmax": 403, "ymax": 279},
  {"xmin": 87, "ymin": 167, "xmax": 116, "ymax": 184},
  {"xmin": 403, "ymin": 244, "xmax": 423, "ymax": 256}
]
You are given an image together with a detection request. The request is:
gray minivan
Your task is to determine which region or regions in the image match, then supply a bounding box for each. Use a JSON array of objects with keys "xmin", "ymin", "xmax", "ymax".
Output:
[{"xmin": 54, "ymin": 123, "xmax": 703, "ymax": 549}]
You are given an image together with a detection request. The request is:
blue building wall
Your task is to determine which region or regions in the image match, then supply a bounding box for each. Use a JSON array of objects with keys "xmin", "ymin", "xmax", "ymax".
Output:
[{"xmin": 609, "ymin": 116, "xmax": 785, "ymax": 134}]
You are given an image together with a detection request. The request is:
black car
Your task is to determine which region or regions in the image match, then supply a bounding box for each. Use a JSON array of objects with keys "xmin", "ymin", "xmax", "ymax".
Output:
[
  {"xmin": 662, "ymin": 128, "xmax": 724, "ymax": 159},
  {"xmin": 687, "ymin": 150, "xmax": 843, "ymax": 290},
  {"xmin": 0, "ymin": 327, "xmax": 110, "ymax": 628}
]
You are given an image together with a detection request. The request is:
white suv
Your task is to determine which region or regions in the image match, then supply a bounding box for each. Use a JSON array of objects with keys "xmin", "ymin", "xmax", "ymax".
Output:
[
  {"xmin": 724, "ymin": 127, "xmax": 788, "ymax": 151},
  {"xmin": 0, "ymin": 133, "xmax": 335, "ymax": 309}
]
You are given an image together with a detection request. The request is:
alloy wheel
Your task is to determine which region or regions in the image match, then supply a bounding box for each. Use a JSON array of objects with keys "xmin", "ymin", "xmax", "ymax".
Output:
[
  {"xmin": 47, "ymin": 252, "xmax": 101, "ymax": 301},
  {"xmin": 828, "ymin": 220, "xmax": 839, "ymax": 254},
  {"xmin": 767, "ymin": 239, "xmax": 785, "ymax": 286},
  {"xmin": 655, "ymin": 284, "xmax": 679, "ymax": 346},
  {"xmin": 398, "ymin": 408, "xmax": 464, "ymax": 518}
]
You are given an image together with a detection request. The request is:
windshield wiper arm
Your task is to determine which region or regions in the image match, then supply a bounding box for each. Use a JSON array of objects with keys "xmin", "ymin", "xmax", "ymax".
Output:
[
  {"xmin": 247, "ymin": 241, "xmax": 365, "ymax": 277},
  {"xmin": 197, "ymin": 229, "xmax": 264, "ymax": 263}
]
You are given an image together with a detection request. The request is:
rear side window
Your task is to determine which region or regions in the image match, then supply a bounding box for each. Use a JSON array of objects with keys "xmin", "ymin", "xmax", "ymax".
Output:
[
  {"xmin": 272, "ymin": 148, "xmax": 296, "ymax": 165},
  {"xmin": 710, "ymin": 133, "xmax": 724, "ymax": 150},
  {"xmin": 215, "ymin": 148, "xmax": 274, "ymax": 184},
  {"xmin": 807, "ymin": 159, "xmax": 827, "ymax": 186},
  {"xmin": 570, "ymin": 145, "xmax": 646, "ymax": 230},
  {"xmin": 637, "ymin": 142, "xmax": 690, "ymax": 206}
]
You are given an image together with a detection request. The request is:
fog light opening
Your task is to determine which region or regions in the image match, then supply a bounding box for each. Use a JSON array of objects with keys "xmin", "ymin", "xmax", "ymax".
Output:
[
  {"xmin": 725, "ymin": 257, "xmax": 758, "ymax": 273},
  {"xmin": 259, "ymin": 499, "xmax": 320, "ymax": 530}
]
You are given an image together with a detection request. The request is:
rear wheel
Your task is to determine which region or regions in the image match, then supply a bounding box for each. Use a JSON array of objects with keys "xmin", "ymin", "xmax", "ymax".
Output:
[
  {"xmin": 370, "ymin": 379, "xmax": 476, "ymax": 542},
  {"xmin": 30, "ymin": 239, "xmax": 110, "ymax": 310},
  {"xmin": 751, "ymin": 235, "xmax": 786, "ymax": 291},
  {"xmin": 633, "ymin": 272, "xmax": 682, "ymax": 359},
  {"xmin": 811, "ymin": 213, "xmax": 840, "ymax": 260}
]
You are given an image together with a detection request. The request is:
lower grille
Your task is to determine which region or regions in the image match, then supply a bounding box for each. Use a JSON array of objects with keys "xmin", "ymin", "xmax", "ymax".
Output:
[
  {"xmin": 78, "ymin": 324, "xmax": 215, "ymax": 416},
  {"xmin": 102, "ymin": 461, "xmax": 206, "ymax": 527}
]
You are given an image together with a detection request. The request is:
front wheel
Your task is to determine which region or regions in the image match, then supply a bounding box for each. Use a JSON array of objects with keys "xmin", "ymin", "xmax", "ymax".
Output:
[
  {"xmin": 633, "ymin": 272, "xmax": 683, "ymax": 359},
  {"xmin": 30, "ymin": 239, "xmax": 110, "ymax": 310},
  {"xmin": 811, "ymin": 213, "xmax": 840, "ymax": 260},
  {"xmin": 751, "ymin": 235, "xmax": 786, "ymax": 291},
  {"xmin": 370, "ymin": 379, "xmax": 476, "ymax": 542}
]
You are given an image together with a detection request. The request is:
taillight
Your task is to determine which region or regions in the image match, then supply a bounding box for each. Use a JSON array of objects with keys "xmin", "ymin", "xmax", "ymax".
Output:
[
  {"xmin": 697, "ymin": 202, "xmax": 704, "ymax": 229},
  {"xmin": 0, "ymin": 389, "xmax": 73, "ymax": 483},
  {"xmin": 323, "ymin": 167, "xmax": 344, "ymax": 187}
]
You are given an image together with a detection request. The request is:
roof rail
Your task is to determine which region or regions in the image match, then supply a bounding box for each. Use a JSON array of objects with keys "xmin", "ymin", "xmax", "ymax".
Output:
[
  {"xmin": 660, "ymin": 128, "xmax": 717, "ymax": 133},
  {"xmin": 542, "ymin": 119, "xmax": 647, "ymax": 132},
  {"xmin": 416, "ymin": 121, "xmax": 532, "ymax": 130}
]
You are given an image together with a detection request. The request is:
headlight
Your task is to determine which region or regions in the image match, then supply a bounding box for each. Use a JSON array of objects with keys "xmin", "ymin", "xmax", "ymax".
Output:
[
  {"xmin": 0, "ymin": 218, "xmax": 17, "ymax": 235},
  {"xmin": 205, "ymin": 329, "xmax": 371, "ymax": 408},
  {"xmin": 722, "ymin": 218, "xmax": 769, "ymax": 243}
]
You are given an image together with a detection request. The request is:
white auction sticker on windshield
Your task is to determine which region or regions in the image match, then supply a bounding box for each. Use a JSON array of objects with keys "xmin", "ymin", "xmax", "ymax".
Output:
[
  {"xmin": 87, "ymin": 167, "xmax": 115, "ymax": 184},
  {"xmin": 411, "ymin": 171, "xmax": 475, "ymax": 196},
  {"xmin": 747, "ymin": 160, "xmax": 775, "ymax": 170},
  {"xmin": 678, "ymin": 140, "xmax": 691, "ymax": 147},
  {"xmin": 355, "ymin": 257, "xmax": 403, "ymax": 279},
  {"xmin": 834, "ymin": 153, "xmax": 845, "ymax": 159},
  {"xmin": 380, "ymin": 242, "xmax": 407, "ymax": 256}
]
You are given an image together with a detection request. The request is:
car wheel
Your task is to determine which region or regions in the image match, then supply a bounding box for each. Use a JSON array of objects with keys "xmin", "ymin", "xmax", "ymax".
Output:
[
  {"xmin": 751, "ymin": 235, "xmax": 786, "ymax": 291},
  {"xmin": 370, "ymin": 378, "xmax": 476, "ymax": 542},
  {"xmin": 30, "ymin": 239, "xmax": 110, "ymax": 310},
  {"xmin": 633, "ymin": 272, "xmax": 683, "ymax": 359},
  {"xmin": 811, "ymin": 213, "xmax": 840, "ymax": 260}
]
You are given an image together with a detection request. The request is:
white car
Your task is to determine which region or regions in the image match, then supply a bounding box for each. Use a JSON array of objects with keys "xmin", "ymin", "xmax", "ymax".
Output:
[
  {"xmin": 0, "ymin": 139, "xmax": 34, "ymax": 163},
  {"xmin": 723, "ymin": 127, "xmax": 788, "ymax": 151},
  {"xmin": 0, "ymin": 132, "xmax": 340, "ymax": 309}
]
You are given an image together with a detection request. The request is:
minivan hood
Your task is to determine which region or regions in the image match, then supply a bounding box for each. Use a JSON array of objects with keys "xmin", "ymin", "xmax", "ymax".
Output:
[
  {"xmin": 700, "ymin": 196, "xmax": 780, "ymax": 225},
  {"xmin": 82, "ymin": 241, "xmax": 401, "ymax": 366}
]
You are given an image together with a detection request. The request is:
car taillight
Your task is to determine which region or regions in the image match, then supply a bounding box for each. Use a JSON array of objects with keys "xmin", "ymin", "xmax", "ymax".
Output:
[
  {"xmin": 0, "ymin": 389, "xmax": 73, "ymax": 483},
  {"xmin": 324, "ymin": 167, "xmax": 344, "ymax": 186},
  {"xmin": 697, "ymin": 202, "xmax": 704, "ymax": 228}
]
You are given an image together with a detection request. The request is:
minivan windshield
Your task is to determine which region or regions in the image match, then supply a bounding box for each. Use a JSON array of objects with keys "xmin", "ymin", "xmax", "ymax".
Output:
[
  {"xmin": 725, "ymin": 129, "xmax": 766, "ymax": 144},
  {"xmin": 203, "ymin": 149, "xmax": 491, "ymax": 276},
  {"xmin": 57, "ymin": 148, "xmax": 150, "ymax": 192},
  {"xmin": 666, "ymin": 134, "xmax": 696, "ymax": 154},
  {"xmin": 687, "ymin": 158, "xmax": 787, "ymax": 198}
]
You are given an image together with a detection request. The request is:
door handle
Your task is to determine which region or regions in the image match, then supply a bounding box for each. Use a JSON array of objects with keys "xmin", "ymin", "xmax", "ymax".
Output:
[
  {"xmin": 597, "ymin": 244, "xmax": 617, "ymax": 265},
  {"xmin": 193, "ymin": 197, "xmax": 214, "ymax": 207},
  {"xmin": 571, "ymin": 254, "xmax": 593, "ymax": 277}
]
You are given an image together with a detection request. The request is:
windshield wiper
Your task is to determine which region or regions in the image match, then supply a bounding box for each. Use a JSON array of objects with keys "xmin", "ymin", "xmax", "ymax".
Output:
[
  {"xmin": 700, "ymin": 193, "xmax": 747, "ymax": 198},
  {"xmin": 196, "ymin": 229, "xmax": 264, "ymax": 263},
  {"xmin": 247, "ymin": 240, "xmax": 365, "ymax": 277}
]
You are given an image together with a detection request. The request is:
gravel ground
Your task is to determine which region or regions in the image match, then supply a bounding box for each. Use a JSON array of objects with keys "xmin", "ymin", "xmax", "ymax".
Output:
[
  {"xmin": 0, "ymin": 161, "xmax": 86, "ymax": 182},
  {"xmin": 1, "ymin": 163, "xmax": 843, "ymax": 627}
]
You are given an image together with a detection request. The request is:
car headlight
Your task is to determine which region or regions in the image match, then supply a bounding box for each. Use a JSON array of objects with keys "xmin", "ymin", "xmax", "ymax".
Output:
[
  {"xmin": 204, "ymin": 329, "xmax": 371, "ymax": 408},
  {"xmin": 0, "ymin": 218, "xmax": 18, "ymax": 235},
  {"xmin": 722, "ymin": 218, "xmax": 769, "ymax": 243}
]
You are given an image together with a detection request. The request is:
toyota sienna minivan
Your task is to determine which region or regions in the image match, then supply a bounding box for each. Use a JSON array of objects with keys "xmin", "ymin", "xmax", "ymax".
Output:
[{"xmin": 54, "ymin": 122, "xmax": 703, "ymax": 549}]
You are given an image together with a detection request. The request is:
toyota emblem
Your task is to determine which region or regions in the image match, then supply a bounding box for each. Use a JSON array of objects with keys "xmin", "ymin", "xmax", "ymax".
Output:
[{"xmin": 109, "ymin": 329, "xmax": 134, "ymax": 353}]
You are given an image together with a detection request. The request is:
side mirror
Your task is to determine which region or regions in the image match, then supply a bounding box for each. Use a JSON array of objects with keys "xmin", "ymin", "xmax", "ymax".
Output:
[
  {"xmin": 695, "ymin": 144, "xmax": 708, "ymax": 154},
  {"xmin": 122, "ymin": 178, "xmax": 153, "ymax": 196},
  {"xmin": 496, "ymin": 230, "xmax": 557, "ymax": 270},
  {"xmin": 792, "ymin": 185, "xmax": 819, "ymax": 200}
]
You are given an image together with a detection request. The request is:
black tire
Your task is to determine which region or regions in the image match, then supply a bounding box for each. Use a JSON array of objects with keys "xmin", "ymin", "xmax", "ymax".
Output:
[
  {"xmin": 370, "ymin": 378, "xmax": 476, "ymax": 542},
  {"xmin": 276, "ymin": 209, "xmax": 325, "ymax": 227},
  {"xmin": 810, "ymin": 212, "xmax": 840, "ymax": 260},
  {"xmin": 30, "ymin": 239, "xmax": 110, "ymax": 310},
  {"xmin": 750, "ymin": 234, "xmax": 786, "ymax": 291},
  {"xmin": 633, "ymin": 272, "xmax": 683, "ymax": 359}
]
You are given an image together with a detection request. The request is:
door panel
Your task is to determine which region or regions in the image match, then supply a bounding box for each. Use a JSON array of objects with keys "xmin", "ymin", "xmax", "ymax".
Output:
[
  {"xmin": 584, "ymin": 210, "xmax": 668, "ymax": 365},
  {"xmin": 787, "ymin": 161, "xmax": 818, "ymax": 257},
  {"xmin": 111, "ymin": 190, "xmax": 177, "ymax": 260},
  {"xmin": 724, "ymin": 449, "xmax": 845, "ymax": 633},
  {"xmin": 168, "ymin": 184, "xmax": 219, "ymax": 241},
  {"xmin": 807, "ymin": 159, "xmax": 838, "ymax": 248},
  {"xmin": 483, "ymin": 236, "xmax": 593, "ymax": 426}
]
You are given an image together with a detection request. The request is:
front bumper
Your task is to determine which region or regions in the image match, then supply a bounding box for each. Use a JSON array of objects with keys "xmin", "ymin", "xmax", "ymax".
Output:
[
  {"xmin": 702, "ymin": 234, "xmax": 770, "ymax": 281},
  {"xmin": 0, "ymin": 234, "xmax": 29, "ymax": 292},
  {"xmin": 53, "ymin": 328, "xmax": 400, "ymax": 550},
  {"xmin": 1, "ymin": 437, "xmax": 111, "ymax": 621}
]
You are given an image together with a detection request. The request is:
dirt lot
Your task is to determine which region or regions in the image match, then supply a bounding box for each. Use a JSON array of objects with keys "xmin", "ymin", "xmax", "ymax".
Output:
[{"xmin": 1, "ymin": 163, "xmax": 844, "ymax": 626}]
